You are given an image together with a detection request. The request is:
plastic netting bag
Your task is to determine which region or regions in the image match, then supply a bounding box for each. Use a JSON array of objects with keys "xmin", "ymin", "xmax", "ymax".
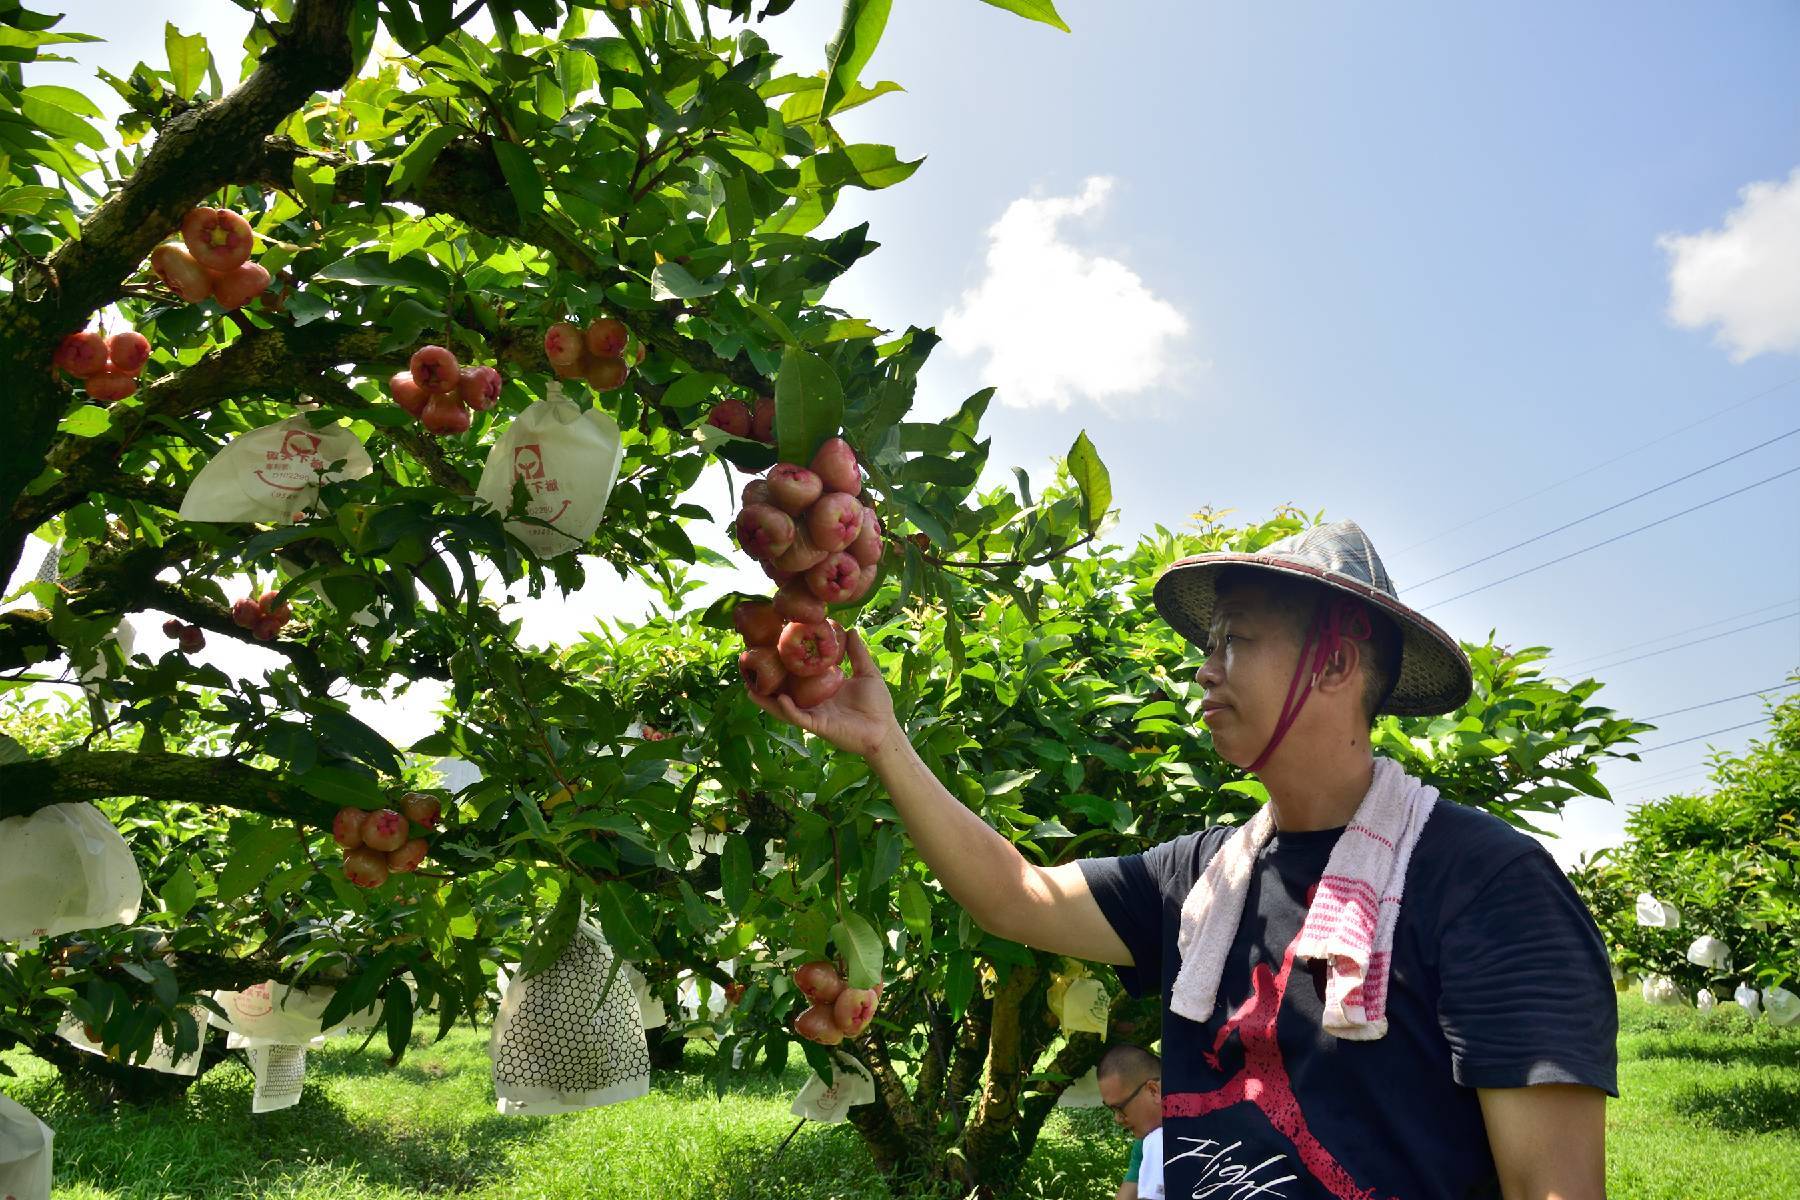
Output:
[
  {"xmin": 489, "ymin": 919, "xmax": 650, "ymax": 1115},
  {"xmin": 474, "ymin": 386, "xmax": 622, "ymax": 559},
  {"xmin": 0, "ymin": 802, "xmax": 141, "ymax": 949},
  {"xmin": 0, "ymin": 1093, "xmax": 53, "ymax": 1200},
  {"xmin": 178, "ymin": 415, "xmax": 371, "ymax": 525}
]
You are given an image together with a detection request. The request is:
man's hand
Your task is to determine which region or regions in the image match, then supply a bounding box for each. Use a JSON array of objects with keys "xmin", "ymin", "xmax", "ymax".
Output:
[
  {"xmin": 1478, "ymin": 1084, "xmax": 1606, "ymax": 1200},
  {"xmin": 748, "ymin": 630, "xmax": 900, "ymax": 759}
]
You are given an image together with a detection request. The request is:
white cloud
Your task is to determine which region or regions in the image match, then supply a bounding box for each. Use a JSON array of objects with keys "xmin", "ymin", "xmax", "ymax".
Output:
[
  {"xmin": 940, "ymin": 177, "xmax": 1192, "ymax": 410},
  {"xmin": 1659, "ymin": 167, "xmax": 1800, "ymax": 361}
]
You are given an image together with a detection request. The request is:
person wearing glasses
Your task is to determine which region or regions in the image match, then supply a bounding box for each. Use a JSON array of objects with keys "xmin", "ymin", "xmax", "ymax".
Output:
[{"xmin": 1099, "ymin": 1044, "xmax": 1163, "ymax": 1200}]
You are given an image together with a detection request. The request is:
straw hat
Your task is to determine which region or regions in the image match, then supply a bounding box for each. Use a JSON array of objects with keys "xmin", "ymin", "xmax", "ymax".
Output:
[{"xmin": 1151, "ymin": 519, "xmax": 1472, "ymax": 716}]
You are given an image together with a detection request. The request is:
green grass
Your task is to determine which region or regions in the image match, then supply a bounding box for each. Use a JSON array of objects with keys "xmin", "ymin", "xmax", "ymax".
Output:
[{"xmin": 0, "ymin": 996, "xmax": 1791, "ymax": 1198}]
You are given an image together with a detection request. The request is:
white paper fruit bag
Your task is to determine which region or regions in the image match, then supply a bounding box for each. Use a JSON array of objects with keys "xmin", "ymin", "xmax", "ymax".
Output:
[
  {"xmin": 0, "ymin": 802, "xmax": 141, "ymax": 948},
  {"xmin": 56, "ymin": 1003, "xmax": 207, "ymax": 1076},
  {"xmin": 475, "ymin": 386, "xmax": 622, "ymax": 559},
  {"xmin": 0, "ymin": 1093, "xmax": 53, "ymax": 1200},
  {"xmin": 790, "ymin": 1051, "xmax": 875, "ymax": 1123},
  {"xmin": 206, "ymin": 980, "xmax": 380, "ymax": 1047},
  {"xmin": 179, "ymin": 415, "xmax": 371, "ymax": 525},
  {"xmin": 1634, "ymin": 892, "xmax": 1680, "ymax": 929}
]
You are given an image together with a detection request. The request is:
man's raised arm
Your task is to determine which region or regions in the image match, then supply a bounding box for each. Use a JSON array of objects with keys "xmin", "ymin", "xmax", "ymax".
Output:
[{"xmin": 751, "ymin": 631, "xmax": 1133, "ymax": 966}]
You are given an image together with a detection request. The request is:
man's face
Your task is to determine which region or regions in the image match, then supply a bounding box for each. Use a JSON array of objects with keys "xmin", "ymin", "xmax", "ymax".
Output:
[
  {"xmin": 1193, "ymin": 579, "xmax": 1308, "ymax": 769},
  {"xmin": 1098, "ymin": 1072, "xmax": 1162, "ymax": 1137}
]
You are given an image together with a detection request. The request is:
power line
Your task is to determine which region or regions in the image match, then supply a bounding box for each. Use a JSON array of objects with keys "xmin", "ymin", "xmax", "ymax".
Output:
[
  {"xmin": 1393, "ymin": 374, "xmax": 1800, "ymax": 556},
  {"xmin": 1632, "ymin": 719, "xmax": 1767, "ymax": 754},
  {"xmin": 1639, "ymin": 682, "xmax": 1798, "ymax": 721},
  {"xmin": 1576, "ymin": 612, "xmax": 1799, "ymax": 673},
  {"xmin": 1406, "ymin": 425, "xmax": 1800, "ymax": 589},
  {"xmin": 1553, "ymin": 597, "xmax": 1800, "ymax": 670},
  {"xmin": 1417, "ymin": 464, "xmax": 1800, "ymax": 609}
]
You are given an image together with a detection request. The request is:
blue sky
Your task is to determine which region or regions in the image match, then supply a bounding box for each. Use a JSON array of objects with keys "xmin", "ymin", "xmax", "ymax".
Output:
[{"xmin": 27, "ymin": 0, "xmax": 1800, "ymax": 866}]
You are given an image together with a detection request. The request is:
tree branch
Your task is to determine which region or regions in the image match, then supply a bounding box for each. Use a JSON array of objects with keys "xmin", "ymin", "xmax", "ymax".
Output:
[
  {"xmin": 0, "ymin": 0, "xmax": 361, "ymax": 579},
  {"xmin": 0, "ymin": 748, "xmax": 337, "ymax": 824}
]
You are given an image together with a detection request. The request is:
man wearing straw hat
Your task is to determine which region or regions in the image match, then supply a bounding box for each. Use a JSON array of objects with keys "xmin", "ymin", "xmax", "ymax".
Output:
[{"xmin": 754, "ymin": 519, "xmax": 1616, "ymax": 1199}]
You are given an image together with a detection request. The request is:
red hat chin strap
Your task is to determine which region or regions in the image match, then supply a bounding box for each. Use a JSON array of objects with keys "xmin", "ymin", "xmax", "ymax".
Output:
[{"xmin": 1247, "ymin": 598, "xmax": 1373, "ymax": 774}]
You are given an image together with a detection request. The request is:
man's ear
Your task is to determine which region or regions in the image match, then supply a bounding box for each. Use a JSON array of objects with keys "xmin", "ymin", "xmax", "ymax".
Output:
[{"xmin": 1316, "ymin": 636, "xmax": 1363, "ymax": 697}]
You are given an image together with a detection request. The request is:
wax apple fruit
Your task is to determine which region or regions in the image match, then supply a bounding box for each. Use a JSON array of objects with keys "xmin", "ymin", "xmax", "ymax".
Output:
[
  {"xmin": 543, "ymin": 322, "xmax": 583, "ymax": 366},
  {"xmin": 805, "ymin": 552, "xmax": 862, "ymax": 604},
  {"xmin": 833, "ymin": 986, "xmax": 879, "ymax": 1037},
  {"xmin": 387, "ymin": 838, "xmax": 429, "ymax": 874},
  {"xmin": 787, "ymin": 668, "xmax": 846, "ymax": 709},
  {"xmin": 53, "ymin": 330, "xmax": 108, "ymax": 377},
  {"xmin": 849, "ymin": 507, "xmax": 883, "ymax": 567},
  {"xmin": 390, "ymin": 371, "xmax": 429, "ymax": 416},
  {"xmin": 409, "ymin": 345, "xmax": 460, "ymax": 393},
  {"xmin": 707, "ymin": 398, "xmax": 751, "ymax": 437},
  {"xmin": 361, "ymin": 809, "xmax": 408, "ymax": 853},
  {"xmin": 420, "ymin": 393, "xmax": 471, "ymax": 436},
  {"xmin": 742, "ymin": 479, "xmax": 773, "ymax": 508},
  {"xmin": 733, "ymin": 601, "xmax": 783, "ymax": 646},
  {"xmin": 738, "ymin": 646, "xmax": 786, "ymax": 697},
  {"xmin": 150, "ymin": 244, "xmax": 213, "ymax": 303},
  {"xmin": 771, "ymin": 526, "xmax": 827, "ymax": 574},
  {"xmin": 766, "ymin": 464, "xmax": 822, "ymax": 515},
  {"xmin": 105, "ymin": 332, "xmax": 150, "ymax": 375},
  {"xmin": 736, "ymin": 504, "xmax": 795, "ymax": 560},
  {"xmin": 585, "ymin": 316, "xmax": 628, "ymax": 358},
  {"xmin": 459, "ymin": 365, "xmax": 502, "ymax": 411},
  {"xmin": 231, "ymin": 598, "xmax": 263, "ymax": 628},
  {"xmin": 177, "ymin": 625, "xmax": 205, "ymax": 655},
  {"xmin": 810, "ymin": 437, "xmax": 861, "ymax": 496},
  {"xmin": 794, "ymin": 1004, "xmax": 845, "ymax": 1045},
  {"xmin": 773, "ymin": 580, "xmax": 826, "ymax": 624},
  {"xmin": 777, "ymin": 620, "xmax": 844, "ymax": 678},
  {"xmin": 84, "ymin": 373, "xmax": 138, "ymax": 402},
  {"xmin": 751, "ymin": 396, "xmax": 775, "ymax": 444},
  {"xmin": 793, "ymin": 961, "xmax": 845, "ymax": 1005},
  {"xmin": 585, "ymin": 355, "xmax": 629, "ymax": 391},
  {"xmin": 400, "ymin": 792, "xmax": 441, "ymax": 828},
  {"xmin": 332, "ymin": 807, "xmax": 366, "ymax": 850},
  {"xmin": 211, "ymin": 262, "xmax": 271, "ymax": 310},
  {"xmin": 807, "ymin": 492, "xmax": 864, "ymax": 554},
  {"xmin": 180, "ymin": 207, "xmax": 254, "ymax": 272},
  {"xmin": 343, "ymin": 847, "xmax": 389, "ymax": 888}
]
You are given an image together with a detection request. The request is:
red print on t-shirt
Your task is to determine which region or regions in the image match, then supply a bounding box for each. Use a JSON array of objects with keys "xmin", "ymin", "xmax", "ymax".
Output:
[{"xmin": 1162, "ymin": 887, "xmax": 1396, "ymax": 1200}]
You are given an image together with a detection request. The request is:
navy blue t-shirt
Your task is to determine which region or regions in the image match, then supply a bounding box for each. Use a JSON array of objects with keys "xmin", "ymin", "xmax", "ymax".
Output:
[{"xmin": 1079, "ymin": 799, "xmax": 1618, "ymax": 1200}]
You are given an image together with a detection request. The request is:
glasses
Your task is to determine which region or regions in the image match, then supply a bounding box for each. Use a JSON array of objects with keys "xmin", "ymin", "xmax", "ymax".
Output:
[{"xmin": 1104, "ymin": 1077, "xmax": 1157, "ymax": 1115}]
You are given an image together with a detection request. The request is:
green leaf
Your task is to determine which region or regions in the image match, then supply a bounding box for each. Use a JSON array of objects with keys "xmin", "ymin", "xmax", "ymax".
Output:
[
  {"xmin": 383, "ymin": 977, "xmax": 413, "ymax": 1060},
  {"xmin": 520, "ymin": 885, "xmax": 582, "ymax": 978},
  {"xmin": 797, "ymin": 144, "xmax": 922, "ymax": 194},
  {"xmin": 164, "ymin": 24, "xmax": 210, "ymax": 100},
  {"xmin": 1066, "ymin": 430, "xmax": 1111, "ymax": 532},
  {"xmin": 56, "ymin": 406, "xmax": 111, "ymax": 438},
  {"xmin": 160, "ymin": 865, "xmax": 197, "ymax": 920},
  {"xmin": 387, "ymin": 125, "xmax": 460, "ymax": 197},
  {"xmin": 720, "ymin": 836, "xmax": 751, "ymax": 913},
  {"xmin": 490, "ymin": 141, "xmax": 543, "ymax": 219},
  {"xmin": 897, "ymin": 878, "xmax": 931, "ymax": 945},
  {"xmin": 977, "ymin": 0, "xmax": 1070, "ymax": 31},
  {"xmin": 774, "ymin": 346, "xmax": 844, "ymax": 465},
  {"xmin": 830, "ymin": 910, "xmax": 883, "ymax": 990},
  {"xmin": 217, "ymin": 821, "xmax": 299, "ymax": 905},
  {"xmin": 821, "ymin": 0, "xmax": 892, "ymax": 122},
  {"xmin": 591, "ymin": 882, "xmax": 657, "ymax": 960},
  {"xmin": 650, "ymin": 261, "xmax": 726, "ymax": 300},
  {"xmin": 792, "ymin": 907, "xmax": 831, "ymax": 958},
  {"xmin": 295, "ymin": 765, "xmax": 384, "ymax": 808},
  {"xmin": 660, "ymin": 371, "xmax": 727, "ymax": 412},
  {"xmin": 944, "ymin": 950, "xmax": 975, "ymax": 1022}
]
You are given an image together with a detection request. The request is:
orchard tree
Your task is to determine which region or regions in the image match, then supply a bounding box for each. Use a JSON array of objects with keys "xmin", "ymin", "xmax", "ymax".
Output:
[
  {"xmin": 1571, "ymin": 683, "xmax": 1800, "ymax": 1007},
  {"xmin": 0, "ymin": 2, "xmax": 1647, "ymax": 1195}
]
